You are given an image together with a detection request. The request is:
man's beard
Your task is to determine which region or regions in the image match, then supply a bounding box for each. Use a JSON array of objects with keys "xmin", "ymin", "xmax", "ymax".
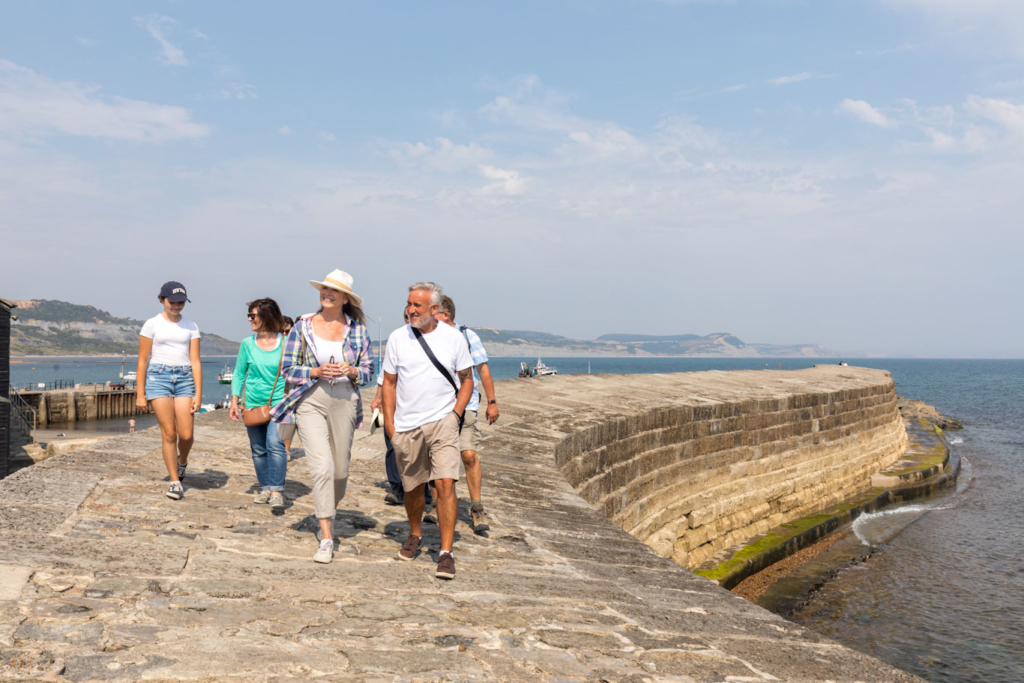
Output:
[{"xmin": 410, "ymin": 314, "xmax": 433, "ymax": 329}]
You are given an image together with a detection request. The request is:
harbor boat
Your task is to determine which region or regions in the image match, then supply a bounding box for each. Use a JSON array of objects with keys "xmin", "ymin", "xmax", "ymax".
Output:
[
  {"xmin": 121, "ymin": 371, "xmax": 137, "ymax": 383},
  {"xmin": 532, "ymin": 358, "xmax": 558, "ymax": 376},
  {"xmin": 217, "ymin": 366, "xmax": 234, "ymax": 384}
]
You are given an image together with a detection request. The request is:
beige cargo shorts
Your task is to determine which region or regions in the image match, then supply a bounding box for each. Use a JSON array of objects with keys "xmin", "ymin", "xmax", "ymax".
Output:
[
  {"xmin": 391, "ymin": 412, "xmax": 462, "ymax": 491},
  {"xmin": 459, "ymin": 409, "xmax": 482, "ymax": 453}
]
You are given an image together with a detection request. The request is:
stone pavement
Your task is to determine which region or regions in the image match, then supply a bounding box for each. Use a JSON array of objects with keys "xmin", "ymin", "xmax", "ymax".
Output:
[{"xmin": 0, "ymin": 371, "xmax": 924, "ymax": 682}]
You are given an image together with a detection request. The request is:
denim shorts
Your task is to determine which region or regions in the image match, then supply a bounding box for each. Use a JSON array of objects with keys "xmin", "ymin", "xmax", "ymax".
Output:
[{"xmin": 146, "ymin": 364, "xmax": 196, "ymax": 399}]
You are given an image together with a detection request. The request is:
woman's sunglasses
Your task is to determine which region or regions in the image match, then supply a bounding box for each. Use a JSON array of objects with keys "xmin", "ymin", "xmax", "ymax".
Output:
[{"xmin": 247, "ymin": 313, "xmax": 258, "ymax": 321}]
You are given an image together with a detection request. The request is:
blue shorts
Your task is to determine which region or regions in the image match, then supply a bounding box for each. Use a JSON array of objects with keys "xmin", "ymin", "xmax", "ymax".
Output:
[{"xmin": 146, "ymin": 364, "xmax": 196, "ymax": 400}]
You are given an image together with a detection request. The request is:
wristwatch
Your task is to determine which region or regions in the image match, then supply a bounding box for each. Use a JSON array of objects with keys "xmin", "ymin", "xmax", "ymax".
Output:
[{"xmin": 488, "ymin": 400, "xmax": 497, "ymax": 405}]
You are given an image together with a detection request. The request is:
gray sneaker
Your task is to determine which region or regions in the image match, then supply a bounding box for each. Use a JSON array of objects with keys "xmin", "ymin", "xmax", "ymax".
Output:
[
  {"xmin": 268, "ymin": 492, "xmax": 285, "ymax": 509},
  {"xmin": 176, "ymin": 459, "xmax": 188, "ymax": 483},
  {"xmin": 165, "ymin": 481, "xmax": 184, "ymax": 500},
  {"xmin": 313, "ymin": 539, "xmax": 334, "ymax": 564},
  {"xmin": 252, "ymin": 490, "xmax": 271, "ymax": 504}
]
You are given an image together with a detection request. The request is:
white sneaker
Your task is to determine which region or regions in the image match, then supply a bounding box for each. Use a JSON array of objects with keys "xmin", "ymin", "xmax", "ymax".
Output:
[
  {"xmin": 313, "ymin": 539, "xmax": 334, "ymax": 564},
  {"xmin": 166, "ymin": 481, "xmax": 184, "ymax": 500},
  {"xmin": 252, "ymin": 490, "xmax": 271, "ymax": 504},
  {"xmin": 268, "ymin": 492, "xmax": 285, "ymax": 509}
]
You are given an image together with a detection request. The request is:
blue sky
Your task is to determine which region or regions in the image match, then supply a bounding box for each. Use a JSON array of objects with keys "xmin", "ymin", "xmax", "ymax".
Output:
[{"xmin": 2, "ymin": 1, "xmax": 1022, "ymax": 356}]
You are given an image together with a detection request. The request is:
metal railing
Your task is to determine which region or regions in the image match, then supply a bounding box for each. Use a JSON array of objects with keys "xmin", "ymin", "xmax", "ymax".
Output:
[
  {"xmin": 19, "ymin": 379, "xmax": 76, "ymax": 392},
  {"xmin": 8, "ymin": 387, "xmax": 37, "ymax": 432}
]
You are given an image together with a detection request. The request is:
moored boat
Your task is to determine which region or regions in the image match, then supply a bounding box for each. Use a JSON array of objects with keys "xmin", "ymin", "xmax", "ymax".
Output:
[{"xmin": 217, "ymin": 366, "xmax": 233, "ymax": 384}]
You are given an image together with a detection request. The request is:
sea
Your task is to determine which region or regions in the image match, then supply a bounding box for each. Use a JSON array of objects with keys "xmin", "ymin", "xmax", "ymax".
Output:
[{"xmin": 9, "ymin": 356, "xmax": 1023, "ymax": 682}]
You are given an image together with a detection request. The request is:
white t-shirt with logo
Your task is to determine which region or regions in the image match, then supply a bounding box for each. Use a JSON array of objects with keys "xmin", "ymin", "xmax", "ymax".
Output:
[
  {"xmin": 383, "ymin": 323, "xmax": 473, "ymax": 432},
  {"xmin": 140, "ymin": 314, "xmax": 200, "ymax": 366}
]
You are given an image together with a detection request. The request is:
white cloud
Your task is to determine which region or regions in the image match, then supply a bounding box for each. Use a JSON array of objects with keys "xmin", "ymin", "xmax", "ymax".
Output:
[
  {"xmin": 0, "ymin": 60, "xmax": 209, "ymax": 142},
  {"xmin": 479, "ymin": 165, "xmax": 527, "ymax": 196},
  {"xmin": 769, "ymin": 72, "xmax": 812, "ymax": 86},
  {"xmin": 216, "ymin": 83, "xmax": 257, "ymax": 100},
  {"xmin": 318, "ymin": 130, "xmax": 336, "ymax": 142},
  {"xmin": 135, "ymin": 14, "xmax": 187, "ymax": 66},
  {"xmin": 838, "ymin": 99, "xmax": 895, "ymax": 128},
  {"xmin": 964, "ymin": 96, "xmax": 1024, "ymax": 137},
  {"xmin": 481, "ymin": 75, "xmax": 647, "ymax": 163},
  {"xmin": 75, "ymin": 36, "xmax": 99, "ymax": 47},
  {"xmin": 191, "ymin": 29, "xmax": 209, "ymax": 40},
  {"xmin": 277, "ymin": 125, "xmax": 292, "ymax": 136},
  {"xmin": 389, "ymin": 137, "xmax": 492, "ymax": 171}
]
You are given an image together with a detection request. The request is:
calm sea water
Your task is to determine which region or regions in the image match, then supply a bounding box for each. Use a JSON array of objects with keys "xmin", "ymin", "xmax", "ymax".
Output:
[{"xmin": 10, "ymin": 355, "xmax": 1022, "ymax": 681}]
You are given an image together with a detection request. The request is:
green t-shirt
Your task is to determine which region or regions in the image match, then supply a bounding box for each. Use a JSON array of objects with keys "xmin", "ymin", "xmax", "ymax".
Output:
[{"xmin": 232, "ymin": 335, "xmax": 286, "ymax": 409}]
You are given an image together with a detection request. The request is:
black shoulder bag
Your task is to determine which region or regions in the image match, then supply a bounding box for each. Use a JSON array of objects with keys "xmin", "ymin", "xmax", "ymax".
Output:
[{"xmin": 411, "ymin": 327, "xmax": 464, "ymax": 431}]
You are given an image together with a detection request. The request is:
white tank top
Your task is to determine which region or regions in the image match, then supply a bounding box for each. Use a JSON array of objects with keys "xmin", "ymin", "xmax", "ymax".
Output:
[{"xmin": 313, "ymin": 333, "xmax": 350, "ymax": 383}]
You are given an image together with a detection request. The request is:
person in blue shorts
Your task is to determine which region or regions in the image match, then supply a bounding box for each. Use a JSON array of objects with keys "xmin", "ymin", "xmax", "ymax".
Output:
[{"xmin": 135, "ymin": 281, "xmax": 202, "ymax": 501}]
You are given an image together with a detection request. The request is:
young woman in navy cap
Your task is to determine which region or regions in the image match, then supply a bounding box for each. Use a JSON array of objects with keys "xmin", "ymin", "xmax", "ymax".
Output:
[{"xmin": 136, "ymin": 281, "xmax": 202, "ymax": 500}]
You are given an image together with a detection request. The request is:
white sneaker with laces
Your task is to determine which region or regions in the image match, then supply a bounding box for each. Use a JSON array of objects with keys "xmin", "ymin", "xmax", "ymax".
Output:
[
  {"xmin": 313, "ymin": 539, "xmax": 334, "ymax": 564},
  {"xmin": 252, "ymin": 491, "xmax": 271, "ymax": 504},
  {"xmin": 166, "ymin": 481, "xmax": 184, "ymax": 500},
  {"xmin": 268, "ymin": 492, "xmax": 285, "ymax": 509}
]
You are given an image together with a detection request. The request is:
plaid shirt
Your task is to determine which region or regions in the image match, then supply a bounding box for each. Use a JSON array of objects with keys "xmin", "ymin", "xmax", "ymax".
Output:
[
  {"xmin": 457, "ymin": 324, "xmax": 489, "ymax": 412},
  {"xmin": 270, "ymin": 314, "xmax": 374, "ymax": 426}
]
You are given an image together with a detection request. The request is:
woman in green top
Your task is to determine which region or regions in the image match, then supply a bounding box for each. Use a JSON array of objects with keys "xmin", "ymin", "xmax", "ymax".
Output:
[{"xmin": 229, "ymin": 298, "xmax": 289, "ymax": 509}]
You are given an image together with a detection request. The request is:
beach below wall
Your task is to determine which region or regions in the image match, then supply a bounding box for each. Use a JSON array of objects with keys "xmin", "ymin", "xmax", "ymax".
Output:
[{"xmin": 0, "ymin": 371, "xmax": 924, "ymax": 682}]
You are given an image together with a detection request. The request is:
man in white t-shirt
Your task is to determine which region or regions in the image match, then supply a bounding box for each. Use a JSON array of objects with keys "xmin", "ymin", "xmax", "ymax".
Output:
[{"xmin": 382, "ymin": 281, "xmax": 474, "ymax": 580}]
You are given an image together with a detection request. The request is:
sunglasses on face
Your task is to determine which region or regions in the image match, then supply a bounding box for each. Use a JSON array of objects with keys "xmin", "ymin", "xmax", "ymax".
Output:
[{"xmin": 247, "ymin": 313, "xmax": 258, "ymax": 320}]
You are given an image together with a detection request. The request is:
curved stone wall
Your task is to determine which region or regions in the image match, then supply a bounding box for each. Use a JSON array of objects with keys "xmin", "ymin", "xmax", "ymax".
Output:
[{"xmin": 553, "ymin": 366, "xmax": 908, "ymax": 569}]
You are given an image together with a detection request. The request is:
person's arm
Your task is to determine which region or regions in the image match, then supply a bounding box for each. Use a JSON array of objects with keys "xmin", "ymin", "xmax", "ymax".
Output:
[
  {"xmin": 454, "ymin": 368, "xmax": 473, "ymax": 418},
  {"xmin": 136, "ymin": 336, "xmax": 152, "ymax": 409},
  {"xmin": 189, "ymin": 337, "xmax": 202, "ymax": 413},
  {"xmin": 382, "ymin": 371, "xmax": 398, "ymax": 439},
  {"xmin": 478, "ymin": 361, "xmax": 499, "ymax": 424},
  {"xmin": 230, "ymin": 342, "xmax": 248, "ymax": 421}
]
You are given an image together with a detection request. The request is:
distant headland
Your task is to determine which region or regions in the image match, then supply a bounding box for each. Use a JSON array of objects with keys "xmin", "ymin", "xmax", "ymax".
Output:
[
  {"xmin": 8, "ymin": 299, "xmax": 836, "ymax": 358},
  {"xmin": 8, "ymin": 299, "xmax": 240, "ymax": 356}
]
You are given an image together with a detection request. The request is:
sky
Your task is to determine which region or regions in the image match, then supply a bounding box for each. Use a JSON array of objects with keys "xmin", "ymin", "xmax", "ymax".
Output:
[{"xmin": 1, "ymin": 1, "xmax": 1022, "ymax": 357}]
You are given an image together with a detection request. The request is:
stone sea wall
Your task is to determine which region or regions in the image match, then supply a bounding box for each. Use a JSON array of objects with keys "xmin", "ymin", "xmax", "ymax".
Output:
[
  {"xmin": 553, "ymin": 366, "xmax": 908, "ymax": 570},
  {"xmin": 0, "ymin": 367, "xmax": 924, "ymax": 681}
]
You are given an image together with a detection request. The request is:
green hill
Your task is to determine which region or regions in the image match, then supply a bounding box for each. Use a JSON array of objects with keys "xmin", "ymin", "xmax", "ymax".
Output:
[{"xmin": 9, "ymin": 299, "xmax": 240, "ymax": 356}]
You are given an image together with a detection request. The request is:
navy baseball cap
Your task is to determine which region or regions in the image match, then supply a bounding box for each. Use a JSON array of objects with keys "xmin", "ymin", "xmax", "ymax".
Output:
[{"xmin": 159, "ymin": 281, "xmax": 190, "ymax": 303}]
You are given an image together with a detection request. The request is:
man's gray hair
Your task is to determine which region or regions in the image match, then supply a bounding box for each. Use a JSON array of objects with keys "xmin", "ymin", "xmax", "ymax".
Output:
[{"xmin": 409, "ymin": 281, "xmax": 443, "ymax": 306}]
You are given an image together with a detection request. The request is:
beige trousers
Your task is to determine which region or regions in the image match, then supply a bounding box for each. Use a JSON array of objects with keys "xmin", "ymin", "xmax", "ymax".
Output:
[{"xmin": 295, "ymin": 380, "xmax": 358, "ymax": 519}]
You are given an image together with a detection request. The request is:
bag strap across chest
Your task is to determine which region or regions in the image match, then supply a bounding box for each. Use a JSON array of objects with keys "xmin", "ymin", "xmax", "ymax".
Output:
[{"xmin": 411, "ymin": 327, "xmax": 458, "ymax": 395}]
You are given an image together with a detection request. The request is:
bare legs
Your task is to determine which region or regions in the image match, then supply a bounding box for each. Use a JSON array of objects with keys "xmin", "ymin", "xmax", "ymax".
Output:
[
  {"xmin": 461, "ymin": 450, "xmax": 482, "ymax": 501},
  {"xmin": 151, "ymin": 397, "xmax": 195, "ymax": 481},
  {"xmin": 405, "ymin": 479, "xmax": 456, "ymax": 551}
]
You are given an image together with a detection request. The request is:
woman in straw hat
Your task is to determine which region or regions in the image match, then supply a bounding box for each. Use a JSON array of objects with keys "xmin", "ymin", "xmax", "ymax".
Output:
[{"xmin": 270, "ymin": 270, "xmax": 374, "ymax": 564}]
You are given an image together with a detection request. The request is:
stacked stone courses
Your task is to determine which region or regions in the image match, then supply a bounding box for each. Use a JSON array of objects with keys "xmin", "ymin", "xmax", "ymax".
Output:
[
  {"xmin": 554, "ymin": 368, "xmax": 908, "ymax": 569},
  {"xmin": 0, "ymin": 366, "xmax": 923, "ymax": 682}
]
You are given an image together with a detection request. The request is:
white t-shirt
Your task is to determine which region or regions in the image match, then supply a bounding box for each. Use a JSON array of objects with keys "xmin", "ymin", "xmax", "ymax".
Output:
[
  {"xmin": 383, "ymin": 323, "xmax": 473, "ymax": 432},
  {"xmin": 140, "ymin": 314, "xmax": 200, "ymax": 366},
  {"xmin": 312, "ymin": 332, "xmax": 350, "ymax": 384}
]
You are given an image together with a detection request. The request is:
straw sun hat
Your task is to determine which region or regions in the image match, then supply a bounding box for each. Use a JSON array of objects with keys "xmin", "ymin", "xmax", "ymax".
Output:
[{"xmin": 309, "ymin": 269, "xmax": 363, "ymax": 306}]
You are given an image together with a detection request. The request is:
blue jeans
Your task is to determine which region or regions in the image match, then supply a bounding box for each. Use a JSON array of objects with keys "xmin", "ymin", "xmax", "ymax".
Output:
[
  {"xmin": 246, "ymin": 422, "xmax": 288, "ymax": 492},
  {"xmin": 384, "ymin": 431, "xmax": 432, "ymax": 504},
  {"xmin": 145, "ymin": 364, "xmax": 195, "ymax": 399}
]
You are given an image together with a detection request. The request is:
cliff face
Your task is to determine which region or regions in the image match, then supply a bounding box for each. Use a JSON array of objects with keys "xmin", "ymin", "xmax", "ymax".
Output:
[{"xmin": 552, "ymin": 366, "xmax": 908, "ymax": 568}]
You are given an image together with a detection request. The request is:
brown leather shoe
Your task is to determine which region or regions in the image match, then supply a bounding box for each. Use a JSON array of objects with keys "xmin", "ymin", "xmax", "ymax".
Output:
[
  {"xmin": 470, "ymin": 507, "xmax": 490, "ymax": 533},
  {"xmin": 436, "ymin": 553, "xmax": 455, "ymax": 580},
  {"xmin": 398, "ymin": 535, "xmax": 422, "ymax": 561}
]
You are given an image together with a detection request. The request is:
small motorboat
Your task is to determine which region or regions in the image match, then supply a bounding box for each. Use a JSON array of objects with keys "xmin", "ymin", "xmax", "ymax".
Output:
[
  {"xmin": 217, "ymin": 366, "xmax": 234, "ymax": 384},
  {"xmin": 532, "ymin": 358, "xmax": 557, "ymax": 376}
]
